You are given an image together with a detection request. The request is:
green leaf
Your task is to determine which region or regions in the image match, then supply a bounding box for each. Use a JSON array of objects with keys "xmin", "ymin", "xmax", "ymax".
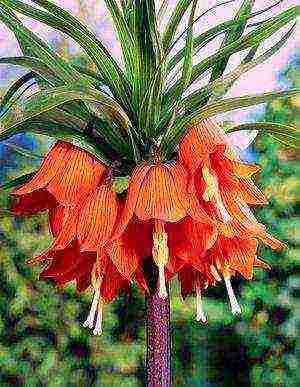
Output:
[
  {"xmin": 0, "ymin": 85, "xmax": 131, "ymax": 147},
  {"xmin": 103, "ymin": 0, "xmax": 137, "ymax": 83},
  {"xmin": 2, "ymin": 0, "xmax": 132, "ymax": 112},
  {"xmin": 174, "ymin": 0, "xmax": 198, "ymax": 101},
  {"xmin": 166, "ymin": 6, "xmax": 300, "ymax": 98},
  {"xmin": 166, "ymin": 0, "xmax": 237, "ymax": 66},
  {"xmin": 1, "ymin": 172, "xmax": 36, "ymax": 191},
  {"xmin": 0, "ymin": 3, "xmax": 84, "ymax": 84},
  {"xmin": 0, "ymin": 56, "xmax": 57, "ymax": 85},
  {"xmin": 0, "ymin": 72, "xmax": 35, "ymax": 112},
  {"xmin": 162, "ymin": 0, "xmax": 192, "ymax": 51},
  {"xmin": 182, "ymin": 23, "xmax": 297, "ymax": 110},
  {"xmin": 161, "ymin": 89, "xmax": 300, "ymax": 157},
  {"xmin": 210, "ymin": 0, "xmax": 255, "ymax": 82},
  {"xmin": 227, "ymin": 122, "xmax": 300, "ymax": 148}
]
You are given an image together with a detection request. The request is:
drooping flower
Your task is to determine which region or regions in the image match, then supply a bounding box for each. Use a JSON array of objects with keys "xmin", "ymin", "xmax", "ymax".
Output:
[
  {"xmin": 29, "ymin": 178, "xmax": 151, "ymax": 334},
  {"xmin": 179, "ymin": 119, "xmax": 285, "ymax": 250},
  {"xmin": 112, "ymin": 160, "xmax": 215, "ymax": 298},
  {"xmin": 12, "ymin": 141, "xmax": 107, "ymax": 213}
]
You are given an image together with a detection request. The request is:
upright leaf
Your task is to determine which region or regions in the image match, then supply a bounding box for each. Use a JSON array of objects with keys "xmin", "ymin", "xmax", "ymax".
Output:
[
  {"xmin": 210, "ymin": 0, "xmax": 255, "ymax": 82},
  {"xmin": 162, "ymin": 0, "xmax": 192, "ymax": 51}
]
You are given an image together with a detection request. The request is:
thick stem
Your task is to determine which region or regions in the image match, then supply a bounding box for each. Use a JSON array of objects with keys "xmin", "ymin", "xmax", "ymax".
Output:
[{"xmin": 146, "ymin": 290, "xmax": 171, "ymax": 387}]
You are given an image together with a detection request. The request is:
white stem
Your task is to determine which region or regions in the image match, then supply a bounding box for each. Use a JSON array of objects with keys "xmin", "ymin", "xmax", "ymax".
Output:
[
  {"xmin": 224, "ymin": 277, "xmax": 242, "ymax": 315},
  {"xmin": 158, "ymin": 265, "xmax": 168, "ymax": 299},
  {"xmin": 196, "ymin": 286, "xmax": 207, "ymax": 323}
]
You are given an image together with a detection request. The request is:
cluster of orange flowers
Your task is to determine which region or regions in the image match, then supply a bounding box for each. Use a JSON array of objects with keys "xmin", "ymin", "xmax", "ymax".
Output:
[{"xmin": 12, "ymin": 119, "xmax": 285, "ymax": 335}]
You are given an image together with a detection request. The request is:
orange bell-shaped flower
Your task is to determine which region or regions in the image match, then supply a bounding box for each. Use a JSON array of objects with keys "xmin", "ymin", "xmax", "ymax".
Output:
[
  {"xmin": 112, "ymin": 160, "xmax": 213, "ymax": 298},
  {"xmin": 12, "ymin": 141, "xmax": 107, "ymax": 210}
]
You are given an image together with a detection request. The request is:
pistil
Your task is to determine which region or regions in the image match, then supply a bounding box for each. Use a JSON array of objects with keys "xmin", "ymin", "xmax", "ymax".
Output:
[{"xmin": 152, "ymin": 220, "xmax": 169, "ymax": 299}]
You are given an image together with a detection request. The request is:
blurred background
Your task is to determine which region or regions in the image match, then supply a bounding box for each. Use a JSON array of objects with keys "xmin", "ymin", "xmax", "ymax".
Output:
[{"xmin": 0, "ymin": 1, "xmax": 299, "ymax": 386}]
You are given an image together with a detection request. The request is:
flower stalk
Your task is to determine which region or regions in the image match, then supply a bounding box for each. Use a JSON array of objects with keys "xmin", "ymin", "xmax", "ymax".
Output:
[{"xmin": 146, "ymin": 287, "xmax": 171, "ymax": 387}]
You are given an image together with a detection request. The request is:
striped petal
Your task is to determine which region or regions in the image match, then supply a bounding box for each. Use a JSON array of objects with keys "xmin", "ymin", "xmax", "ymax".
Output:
[
  {"xmin": 112, "ymin": 164, "xmax": 152, "ymax": 238},
  {"xmin": 48, "ymin": 146, "xmax": 106, "ymax": 206},
  {"xmin": 77, "ymin": 185, "xmax": 119, "ymax": 251},
  {"xmin": 100, "ymin": 261, "xmax": 129, "ymax": 303},
  {"xmin": 12, "ymin": 190, "xmax": 56, "ymax": 216},
  {"xmin": 12, "ymin": 141, "xmax": 70, "ymax": 195},
  {"xmin": 135, "ymin": 164, "xmax": 187, "ymax": 222},
  {"xmin": 219, "ymin": 237, "xmax": 258, "ymax": 280}
]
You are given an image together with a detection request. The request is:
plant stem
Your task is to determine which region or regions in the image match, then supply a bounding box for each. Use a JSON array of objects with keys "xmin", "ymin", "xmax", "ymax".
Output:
[{"xmin": 146, "ymin": 290, "xmax": 171, "ymax": 386}]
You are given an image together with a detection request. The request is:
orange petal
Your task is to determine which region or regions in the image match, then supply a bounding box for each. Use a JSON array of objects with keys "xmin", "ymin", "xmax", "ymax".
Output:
[
  {"xmin": 112, "ymin": 164, "xmax": 152, "ymax": 238},
  {"xmin": 78, "ymin": 185, "xmax": 119, "ymax": 251},
  {"xmin": 49, "ymin": 205, "xmax": 66, "ymax": 237},
  {"xmin": 50, "ymin": 206, "xmax": 79, "ymax": 250},
  {"xmin": 100, "ymin": 261, "xmax": 129, "ymax": 303},
  {"xmin": 48, "ymin": 146, "xmax": 106, "ymax": 206},
  {"xmin": 237, "ymin": 179, "xmax": 268, "ymax": 205},
  {"xmin": 135, "ymin": 164, "xmax": 187, "ymax": 222},
  {"xmin": 220, "ymin": 237, "xmax": 258, "ymax": 280},
  {"xmin": 12, "ymin": 141, "xmax": 70, "ymax": 195},
  {"xmin": 106, "ymin": 237, "xmax": 139, "ymax": 280},
  {"xmin": 12, "ymin": 190, "xmax": 56, "ymax": 216},
  {"xmin": 179, "ymin": 118, "xmax": 226, "ymax": 173}
]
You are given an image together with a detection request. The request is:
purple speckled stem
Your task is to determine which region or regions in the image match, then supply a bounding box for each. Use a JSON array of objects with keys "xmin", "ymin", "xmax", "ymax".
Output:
[{"xmin": 146, "ymin": 291, "xmax": 171, "ymax": 387}]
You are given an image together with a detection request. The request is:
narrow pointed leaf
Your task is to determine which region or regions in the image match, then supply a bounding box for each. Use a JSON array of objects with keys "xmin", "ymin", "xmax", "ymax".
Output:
[
  {"xmin": 162, "ymin": 0, "xmax": 193, "ymax": 50},
  {"xmin": 210, "ymin": 0, "xmax": 255, "ymax": 82},
  {"xmin": 161, "ymin": 89, "xmax": 300, "ymax": 157},
  {"xmin": 166, "ymin": 6, "xmax": 299, "ymax": 98},
  {"xmin": 1, "ymin": 172, "xmax": 36, "ymax": 191},
  {"xmin": 174, "ymin": 0, "xmax": 198, "ymax": 101},
  {"xmin": 0, "ymin": 72, "xmax": 35, "ymax": 112},
  {"xmin": 227, "ymin": 122, "xmax": 300, "ymax": 148},
  {"xmin": 1, "ymin": 0, "xmax": 132, "ymax": 111},
  {"xmin": 0, "ymin": 85, "xmax": 132, "ymax": 142},
  {"xmin": 182, "ymin": 23, "xmax": 297, "ymax": 110}
]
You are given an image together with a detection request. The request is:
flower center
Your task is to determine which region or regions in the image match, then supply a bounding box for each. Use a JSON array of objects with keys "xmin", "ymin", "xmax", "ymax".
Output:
[
  {"xmin": 202, "ymin": 165, "xmax": 231, "ymax": 222},
  {"xmin": 152, "ymin": 220, "xmax": 169, "ymax": 299}
]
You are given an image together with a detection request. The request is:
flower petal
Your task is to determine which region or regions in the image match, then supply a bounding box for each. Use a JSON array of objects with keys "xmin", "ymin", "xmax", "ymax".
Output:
[
  {"xmin": 48, "ymin": 146, "xmax": 106, "ymax": 206},
  {"xmin": 12, "ymin": 190, "xmax": 56, "ymax": 216},
  {"xmin": 135, "ymin": 164, "xmax": 187, "ymax": 222},
  {"xmin": 78, "ymin": 185, "xmax": 119, "ymax": 251},
  {"xmin": 12, "ymin": 141, "xmax": 70, "ymax": 195},
  {"xmin": 112, "ymin": 164, "xmax": 152, "ymax": 238}
]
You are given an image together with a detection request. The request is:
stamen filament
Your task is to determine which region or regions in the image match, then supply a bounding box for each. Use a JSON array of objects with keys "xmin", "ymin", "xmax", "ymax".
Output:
[
  {"xmin": 202, "ymin": 165, "xmax": 232, "ymax": 223},
  {"xmin": 224, "ymin": 276, "xmax": 242, "ymax": 315},
  {"xmin": 196, "ymin": 286, "xmax": 207, "ymax": 323},
  {"xmin": 83, "ymin": 279, "xmax": 101, "ymax": 329},
  {"xmin": 93, "ymin": 301, "xmax": 103, "ymax": 336}
]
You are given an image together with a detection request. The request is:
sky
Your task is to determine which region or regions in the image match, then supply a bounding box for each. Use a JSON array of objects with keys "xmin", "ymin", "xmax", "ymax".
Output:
[{"xmin": 0, "ymin": 0, "xmax": 299, "ymax": 123}]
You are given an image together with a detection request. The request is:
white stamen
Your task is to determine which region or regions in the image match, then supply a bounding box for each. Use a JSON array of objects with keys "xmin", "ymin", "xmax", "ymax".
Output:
[
  {"xmin": 224, "ymin": 276, "xmax": 242, "ymax": 315},
  {"xmin": 210, "ymin": 265, "xmax": 222, "ymax": 282},
  {"xmin": 196, "ymin": 286, "xmax": 207, "ymax": 323},
  {"xmin": 202, "ymin": 166, "xmax": 232, "ymax": 223},
  {"xmin": 83, "ymin": 278, "xmax": 103, "ymax": 335},
  {"xmin": 158, "ymin": 265, "xmax": 168, "ymax": 299},
  {"xmin": 93, "ymin": 301, "xmax": 103, "ymax": 336},
  {"xmin": 83, "ymin": 280, "xmax": 101, "ymax": 329}
]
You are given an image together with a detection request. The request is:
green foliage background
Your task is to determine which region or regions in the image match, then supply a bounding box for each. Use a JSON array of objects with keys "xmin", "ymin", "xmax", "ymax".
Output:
[{"xmin": 0, "ymin": 55, "xmax": 299, "ymax": 386}]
